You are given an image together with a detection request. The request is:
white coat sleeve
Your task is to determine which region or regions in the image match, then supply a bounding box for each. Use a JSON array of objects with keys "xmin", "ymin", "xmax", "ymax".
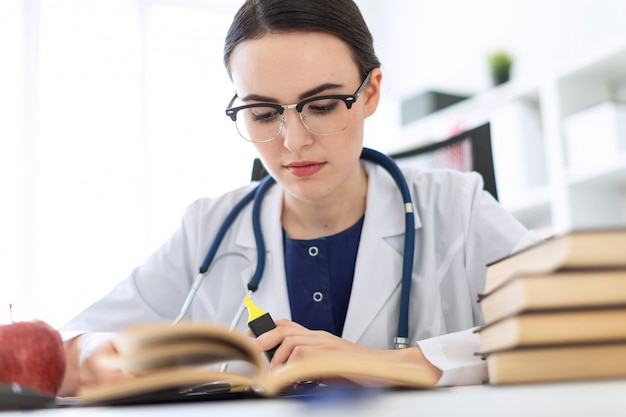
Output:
[
  {"xmin": 413, "ymin": 171, "xmax": 542, "ymax": 386},
  {"xmin": 417, "ymin": 328, "xmax": 486, "ymax": 386}
]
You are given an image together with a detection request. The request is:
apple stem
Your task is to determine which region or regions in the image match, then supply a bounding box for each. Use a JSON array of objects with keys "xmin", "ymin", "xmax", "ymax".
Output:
[{"xmin": 9, "ymin": 303, "xmax": 13, "ymax": 322}]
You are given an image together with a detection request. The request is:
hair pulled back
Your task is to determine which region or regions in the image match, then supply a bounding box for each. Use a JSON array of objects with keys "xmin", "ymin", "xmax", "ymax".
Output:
[{"xmin": 224, "ymin": 0, "xmax": 380, "ymax": 80}]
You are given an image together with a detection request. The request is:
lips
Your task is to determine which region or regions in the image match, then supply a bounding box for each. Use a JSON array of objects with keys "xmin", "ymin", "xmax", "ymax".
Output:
[{"xmin": 285, "ymin": 161, "xmax": 325, "ymax": 177}]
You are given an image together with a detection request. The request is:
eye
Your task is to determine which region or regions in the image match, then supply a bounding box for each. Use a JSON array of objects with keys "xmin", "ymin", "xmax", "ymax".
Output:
[
  {"xmin": 305, "ymin": 99, "xmax": 341, "ymax": 115},
  {"xmin": 250, "ymin": 107, "xmax": 280, "ymax": 123}
]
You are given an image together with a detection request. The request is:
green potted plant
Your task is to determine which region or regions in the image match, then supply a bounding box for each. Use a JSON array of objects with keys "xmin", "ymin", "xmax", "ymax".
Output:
[{"xmin": 487, "ymin": 49, "xmax": 513, "ymax": 86}]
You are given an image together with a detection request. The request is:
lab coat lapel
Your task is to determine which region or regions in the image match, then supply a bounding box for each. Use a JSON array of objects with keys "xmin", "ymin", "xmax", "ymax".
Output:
[
  {"xmin": 342, "ymin": 163, "xmax": 419, "ymax": 344},
  {"xmin": 235, "ymin": 183, "xmax": 292, "ymax": 321},
  {"xmin": 232, "ymin": 162, "xmax": 421, "ymax": 341}
]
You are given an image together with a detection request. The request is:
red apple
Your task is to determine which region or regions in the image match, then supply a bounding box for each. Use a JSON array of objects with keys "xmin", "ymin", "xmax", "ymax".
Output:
[{"xmin": 0, "ymin": 320, "xmax": 66, "ymax": 397}]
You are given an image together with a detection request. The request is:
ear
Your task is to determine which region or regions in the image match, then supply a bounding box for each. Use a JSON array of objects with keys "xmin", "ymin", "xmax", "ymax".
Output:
[{"xmin": 361, "ymin": 68, "xmax": 383, "ymax": 118}]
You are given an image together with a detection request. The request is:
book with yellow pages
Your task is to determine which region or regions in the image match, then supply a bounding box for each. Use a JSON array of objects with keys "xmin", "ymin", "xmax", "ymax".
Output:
[
  {"xmin": 483, "ymin": 228, "xmax": 626, "ymax": 295},
  {"xmin": 477, "ymin": 308, "xmax": 626, "ymax": 353},
  {"xmin": 486, "ymin": 342, "xmax": 626, "ymax": 384},
  {"xmin": 478, "ymin": 269, "xmax": 626, "ymax": 324},
  {"xmin": 77, "ymin": 322, "xmax": 438, "ymax": 405}
]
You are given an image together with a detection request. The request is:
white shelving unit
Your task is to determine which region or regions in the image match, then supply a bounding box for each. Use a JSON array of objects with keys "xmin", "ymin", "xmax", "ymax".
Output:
[{"xmin": 384, "ymin": 41, "xmax": 626, "ymax": 237}]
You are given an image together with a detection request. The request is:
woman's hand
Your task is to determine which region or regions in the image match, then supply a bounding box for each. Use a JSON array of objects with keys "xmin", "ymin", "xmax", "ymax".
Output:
[
  {"xmin": 59, "ymin": 333, "xmax": 134, "ymax": 397},
  {"xmin": 78, "ymin": 337, "xmax": 135, "ymax": 388},
  {"xmin": 251, "ymin": 319, "xmax": 367, "ymax": 371},
  {"xmin": 251, "ymin": 319, "xmax": 442, "ymax": 380}
]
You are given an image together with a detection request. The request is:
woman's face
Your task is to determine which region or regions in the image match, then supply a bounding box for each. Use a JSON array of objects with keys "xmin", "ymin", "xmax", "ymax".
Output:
[{"xmin": 228, "ymin": 31, "xmax": 382, "ymax": 205}]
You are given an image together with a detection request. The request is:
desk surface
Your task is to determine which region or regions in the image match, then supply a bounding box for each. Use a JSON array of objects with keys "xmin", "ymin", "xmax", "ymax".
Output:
[{"xmin": 3, "ymin": 379, "xmax": 626, "ymax": 417}]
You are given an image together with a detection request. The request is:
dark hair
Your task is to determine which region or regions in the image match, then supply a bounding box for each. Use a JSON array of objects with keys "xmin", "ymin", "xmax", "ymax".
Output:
[{"xmin": 223, "ymin": 0, "xmax": 380, "ymax": 80}]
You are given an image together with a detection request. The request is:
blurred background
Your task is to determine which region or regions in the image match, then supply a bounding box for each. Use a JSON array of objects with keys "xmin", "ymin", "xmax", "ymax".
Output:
[{"xmin": 2, "ymin": 0, "xmax": 626, "ymax": 326}]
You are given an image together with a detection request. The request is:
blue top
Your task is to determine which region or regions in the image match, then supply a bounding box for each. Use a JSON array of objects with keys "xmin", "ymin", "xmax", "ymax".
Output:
[{"xmin": 283, "ymin": 216, "xmax": 364, "ymax": 337}]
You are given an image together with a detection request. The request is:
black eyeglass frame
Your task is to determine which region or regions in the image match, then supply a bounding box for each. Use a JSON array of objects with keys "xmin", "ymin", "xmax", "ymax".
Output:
[{"xmin": 224, "ymin": 71, "xmax": 372, "ymax": 124}]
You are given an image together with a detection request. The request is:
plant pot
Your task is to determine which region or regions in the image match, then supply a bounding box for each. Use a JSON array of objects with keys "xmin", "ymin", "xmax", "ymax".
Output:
[{"xmin": 492, "ymin": 71, "xmax": 510, "ymax": 86}]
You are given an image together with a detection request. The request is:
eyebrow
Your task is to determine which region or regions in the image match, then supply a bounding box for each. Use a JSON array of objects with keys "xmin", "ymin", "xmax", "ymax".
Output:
[{"xmin": 239, "ymin": 82, "xmax": 345, "ymax": 103}]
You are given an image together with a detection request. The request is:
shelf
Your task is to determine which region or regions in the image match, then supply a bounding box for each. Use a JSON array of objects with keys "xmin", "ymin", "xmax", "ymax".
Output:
[
  {"xmin": 567, "ymin": 152, "xmax": 626, "ymax": 188},
  {"xmin": 390, "ymin": 77, "xmax": 540, "ymax": 155},
  {"xmin": 557, "ymin": 41, "xmax": 626, "ymax": 85},
  {"xmin": 394, "ymin": 39, "xmax": 626, "ymax": 234},
  {"xmin": 557, "ymin": 41, "xmax": 626, "ymax": 117}
]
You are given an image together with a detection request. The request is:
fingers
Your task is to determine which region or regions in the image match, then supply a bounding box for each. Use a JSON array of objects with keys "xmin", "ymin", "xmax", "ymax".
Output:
[
  {"xmin": 253, "ymin": 320, "xmax": 309, "ymax": 354},
  {"xmin": 270, "ymin": 335, "xmax": 327, "ymax": 369},
  {"xmin": 79, "ymin": 339, "xmax": 135, "ymax": 389},
  {"xmin": 250, "ymin": 320, "xmax": 357, "ymax": 371},
  {"xmin": 248, "ymin": 318, "xmax": 306, "ymax": 352}
]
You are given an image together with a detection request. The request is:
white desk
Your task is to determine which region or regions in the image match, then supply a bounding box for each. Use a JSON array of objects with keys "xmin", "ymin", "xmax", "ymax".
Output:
[{"xmin": 4, "ymin": 379, "xmax": 626, "ymax": 417}]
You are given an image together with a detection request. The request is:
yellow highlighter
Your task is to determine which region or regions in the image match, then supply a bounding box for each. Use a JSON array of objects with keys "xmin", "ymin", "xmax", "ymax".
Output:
[{"xmin": 245, "ymin": 296, "xmax": 279, "ymax": 360}]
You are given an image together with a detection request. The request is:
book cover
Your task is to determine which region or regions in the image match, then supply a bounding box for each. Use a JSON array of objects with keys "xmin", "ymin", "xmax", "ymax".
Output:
[
  {"xmin": 486, "ymin": 343, "xmax": 626, "ymax": 384},
  {"xmin": 484, "ymin": 229, "xmax": 626, "ymax": 295},
  {"xmin": 479, "ymin": 270, "xmax": 626, "ymax": 324},
  {"xmin": 477, "ymin": 308, "xmax": 626, "ymax": 353}
]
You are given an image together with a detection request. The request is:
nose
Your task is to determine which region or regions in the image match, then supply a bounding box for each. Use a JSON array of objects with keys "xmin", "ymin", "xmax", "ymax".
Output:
[{"xmin": 280, "ymin": 108, "xmax": 314, "ymax": 152}]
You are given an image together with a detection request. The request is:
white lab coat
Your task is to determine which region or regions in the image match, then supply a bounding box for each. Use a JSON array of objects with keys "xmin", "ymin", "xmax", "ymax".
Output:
[{"xmin": 61, "ymin": 161, "xmax": 540, "ymax": 385}]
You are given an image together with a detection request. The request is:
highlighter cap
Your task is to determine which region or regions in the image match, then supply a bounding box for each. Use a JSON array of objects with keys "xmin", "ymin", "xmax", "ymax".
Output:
[{"xmin": 244, "ymin": 296, "xmax": 268, "ymax": 323}]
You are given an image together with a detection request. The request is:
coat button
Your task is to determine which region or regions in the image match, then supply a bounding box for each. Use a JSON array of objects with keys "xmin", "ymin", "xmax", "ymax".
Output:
[
  {"xmin": 313, "ymin": 292, "xmax": 323, "ymax": 302},
  {"xmin": 308, "ymin": 246, "xmax": 319, "ymax": 256}
]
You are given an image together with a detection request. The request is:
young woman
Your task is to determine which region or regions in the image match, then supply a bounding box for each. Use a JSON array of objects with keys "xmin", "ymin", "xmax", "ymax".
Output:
[{"xmin": 59, "ymin": 0, "xmax": 539, "ymax": 396}]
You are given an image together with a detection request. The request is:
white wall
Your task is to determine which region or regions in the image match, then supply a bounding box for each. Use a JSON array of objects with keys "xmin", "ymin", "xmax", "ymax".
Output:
[{"xmin": 0, "ymin": 0, "xmax": 254, "ymax": 326}]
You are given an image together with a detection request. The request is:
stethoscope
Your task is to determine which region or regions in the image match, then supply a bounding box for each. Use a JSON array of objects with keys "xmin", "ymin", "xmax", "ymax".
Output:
[{"xmin": 173, "ymin": 147, "xmax": 415, "ymax": 350}]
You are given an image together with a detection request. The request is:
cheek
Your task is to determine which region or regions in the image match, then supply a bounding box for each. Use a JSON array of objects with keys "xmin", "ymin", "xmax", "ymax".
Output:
[
  {"xmin": 253, "ymin": 142, "xmax": 281, "ymax": 177},
  {"xmin": 331, "ymin": 124, "xmax": 365, "ymax": 169},
  {"xmin": 344, "ymin": 109, "xmax": 366, "ymax": 146}
]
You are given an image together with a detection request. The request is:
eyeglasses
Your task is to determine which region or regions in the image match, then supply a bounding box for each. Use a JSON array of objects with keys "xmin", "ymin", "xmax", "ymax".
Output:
[{"xmin": 225, "ymin": 72, "xmax": 372, "ymax": 143}]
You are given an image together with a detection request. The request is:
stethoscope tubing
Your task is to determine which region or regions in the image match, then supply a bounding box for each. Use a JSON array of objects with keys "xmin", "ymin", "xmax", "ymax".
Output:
[
  {"xmin": 249, "ymin": 175, "xmax": 276, "ymax": 292},
  {"xmin": 360, "ymin": 148, "xmax": 414, "ymax": 347},
  {"xmin": 177, "ymin": 147, "xmax": 414, "ymax": 349}
]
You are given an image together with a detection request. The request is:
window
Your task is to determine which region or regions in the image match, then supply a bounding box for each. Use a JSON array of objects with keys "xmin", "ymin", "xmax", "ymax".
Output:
[{"xmin": 0, "ymin": 0, "xmax": 255, "ymax": 327}]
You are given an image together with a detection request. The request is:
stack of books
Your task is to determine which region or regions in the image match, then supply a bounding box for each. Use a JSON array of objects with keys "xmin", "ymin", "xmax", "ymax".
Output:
[{"xmin": 477, "ymin": 229, "xmax": 626, "ymax": 384}]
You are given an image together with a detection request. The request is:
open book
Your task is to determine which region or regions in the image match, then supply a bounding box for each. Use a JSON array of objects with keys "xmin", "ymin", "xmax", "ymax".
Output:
[{"xmin": 77, "ymin": 322, "xmax": 438, "ymax": 405}]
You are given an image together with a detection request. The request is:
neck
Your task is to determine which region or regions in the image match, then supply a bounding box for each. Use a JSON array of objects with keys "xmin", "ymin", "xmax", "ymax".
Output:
[{"xmin": 282, "ymin": 165, "xmax": 368, "ymax": 240}]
